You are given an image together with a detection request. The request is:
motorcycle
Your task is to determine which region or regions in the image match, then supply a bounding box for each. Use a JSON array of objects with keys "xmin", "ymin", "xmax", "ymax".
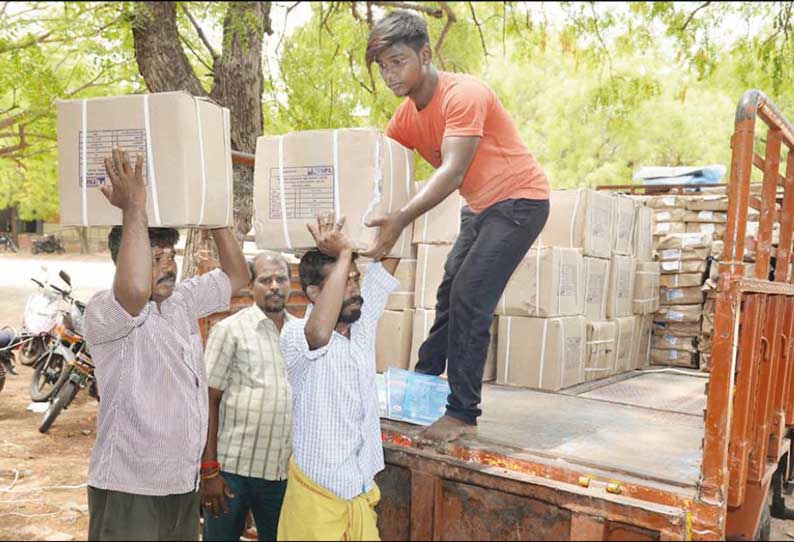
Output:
[
  {"xmin": 0, "ymin": 232, "xmax": 17, "ymax": 253},
  {"xmin": 37, "ymin": 320, "xmax": 97, "ymax": 433},
  {"xmin": 31, "ymin": 234, "xmax": 65, "ymax": 255},
  {"xmin": 27, "ymin": 270, "xmax": 86, "ymax": 403}
]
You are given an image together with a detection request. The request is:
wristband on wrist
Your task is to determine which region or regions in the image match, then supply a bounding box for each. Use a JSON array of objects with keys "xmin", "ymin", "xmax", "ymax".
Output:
[{"xmin": 201, "ymin": 460, "xmax": 221, "ymax": 471}]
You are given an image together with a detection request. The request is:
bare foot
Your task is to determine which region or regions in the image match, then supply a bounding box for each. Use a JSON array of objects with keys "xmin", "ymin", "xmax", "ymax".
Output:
[{"xmin": 415, "ymin": 415, "xmax": 476, "ymax": 447}]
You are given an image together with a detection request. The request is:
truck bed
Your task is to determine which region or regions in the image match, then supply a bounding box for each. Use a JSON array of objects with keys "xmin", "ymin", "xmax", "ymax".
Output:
[{"xmin": 384, "ymin": 368, "xmax": 706, "ymax": 493}]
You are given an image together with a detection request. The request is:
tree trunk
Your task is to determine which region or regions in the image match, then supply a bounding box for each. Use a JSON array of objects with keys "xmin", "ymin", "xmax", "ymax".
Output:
[{"xmin": 129, "ymin": 1, "xmax": 270, "ymax": 279}]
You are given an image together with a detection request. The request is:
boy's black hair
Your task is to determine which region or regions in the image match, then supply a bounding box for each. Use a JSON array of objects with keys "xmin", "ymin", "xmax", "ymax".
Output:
[
  {"xmin": 108, "ymin": 226, "xmax": 180, "ymax": 264},
  {"xmin": 299, "ymin": 250, "xmax": 358, "ymax": 295},
  {"xmin": 366, "ymin": 9, "xmax": 430, "ymax": 65}
]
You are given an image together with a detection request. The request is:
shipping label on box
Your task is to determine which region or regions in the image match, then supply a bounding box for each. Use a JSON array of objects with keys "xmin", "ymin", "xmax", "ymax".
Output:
[
  {"xmin": 497, "ymin": 316, "xmax": 586, "ymax": 391},
  {"xmin": 683, "ymin": 210, "xmax": 728, "ymax": 223},
  {"xmin": 584, "ymin": 257, "xmax": 610, "ymax": 320},
  {"xmin": 414, "ymin": 244, "xmax": 453, "ymax": 309},
  {"xmin": 660, "ymin": 286, "xmax": 704, "ymax": 305},
  {"xmin": 254, "ymin": 129, "xmax": 414, "ymax": 257},
  {"xmin": 376, "ymin": 310, "xmax": 414, "ymax": 373},
  {"xmin": 58, "ymin": 92, "xmax": 233, "ymax": 227},
  {"xmin": 642, "ymin": 195, "xmax": 680, "ymax": 209},
  {"xmin": 496, "ymin": 247, "xmax": 584, "ymax": 317},
  {"xmin": 652, "ymin": 333, "xmax": 697, "ymax": 353},
  {"xmin": 655, "ymin": 305, "xmax": 702, "ymax": 324},
  {"xmin": 585, "ymin": 320, "xmax": 616, "ymax": 382},
  {"xmin": 412, "ymin": 181, "xmax": 463, "ymax": 245},
  {"xmin": 612, "ymin": 196, "xmax": 636, "ymax": 256},
  {"xmin": 653, "ymin": 208, "xmax": 686, "ymax": 222},
  {"xmin": 539, "ymin": 189, "xmax": 613, "ymax": 258},
  {"xmin": 607, "ymin": 255, "xmax": 636, "ymax": 318}
]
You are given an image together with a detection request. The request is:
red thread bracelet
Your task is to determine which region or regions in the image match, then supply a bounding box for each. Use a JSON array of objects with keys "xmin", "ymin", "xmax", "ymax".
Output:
[{"xmin": 201, "ymin": 460, "xmax": 221, "ymax": 471}]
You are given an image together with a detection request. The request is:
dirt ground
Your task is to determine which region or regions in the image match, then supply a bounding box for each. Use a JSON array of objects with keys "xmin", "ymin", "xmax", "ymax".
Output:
[{"xmin": 2, "ymin": 252, "xmax": 794, "ymax": 541}]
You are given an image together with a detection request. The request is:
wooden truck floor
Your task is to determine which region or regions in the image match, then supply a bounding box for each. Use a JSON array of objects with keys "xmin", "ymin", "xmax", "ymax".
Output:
[{"xmin": 385, "ymin": 368, "xmax": 707, "ymax": 496}]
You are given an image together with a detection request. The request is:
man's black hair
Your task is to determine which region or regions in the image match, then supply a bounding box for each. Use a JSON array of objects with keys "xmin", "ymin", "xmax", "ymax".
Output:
[
  {"xmin": 299, "ymin": 250, "xmax": 358, "ymax": 295},
  {"xmin": 108, "ymin": 227, "xmax": 180, "ymax": 264},
  {"xmin": 366, "ymin": 9, "xmax": 430, "ymax": 65}
]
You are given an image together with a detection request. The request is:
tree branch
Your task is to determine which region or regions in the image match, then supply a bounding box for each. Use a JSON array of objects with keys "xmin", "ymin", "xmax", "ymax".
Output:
[
  {"xmin": 468, "ymin": 2, "xmax": 489, "ymax": 57},
  {"xmin": 181, "ymin": 4, "xmax": 219, "ymax": 61},
  {"xmin": 367, "ymin": 1, "xmax": 444, "ymax": 18},
  {"xmin": 435, "ymin": 1, "xmax": 457, "ymax": 71},
  {"xmin": 589, "ymin": 1, "xmax": 613, "ymax": 75},
  {"xmin": 0, "ymin": 29, "xmax": 54, "ymax": 54},
  {"xmin": 681, "ymin": 1, "xmax": 712, "ymax": 32},
  {"xmin": 178, "ymin": 30, "xmax": 215, "ymax": 73}
]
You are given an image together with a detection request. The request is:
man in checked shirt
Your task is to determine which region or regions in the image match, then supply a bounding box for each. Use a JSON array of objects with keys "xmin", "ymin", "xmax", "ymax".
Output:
[
  {"xmin": 277, "ymin": 212, "xmax": 400, "ymax": 541},
  {"xmin": 83, "ymin": 149, "xmax": 250, "ymax": 541}
]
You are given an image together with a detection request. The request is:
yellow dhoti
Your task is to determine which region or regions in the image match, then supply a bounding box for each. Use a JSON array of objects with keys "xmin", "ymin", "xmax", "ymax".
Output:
[{"xmin": 277, "ymin": 458, "xmax": 381, "ymax": 541}]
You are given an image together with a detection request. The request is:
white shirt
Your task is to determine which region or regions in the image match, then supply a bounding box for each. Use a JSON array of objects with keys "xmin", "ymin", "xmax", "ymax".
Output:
[{"xmin": 280, "ymin": 262, "xmax": 398, "ymax": 500}]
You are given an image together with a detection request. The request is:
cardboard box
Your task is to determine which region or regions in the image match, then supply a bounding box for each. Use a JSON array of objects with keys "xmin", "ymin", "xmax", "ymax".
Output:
[
  {"xmin": 686, "ymin": 222, "xmax": 726, "ymax": 238},
  {"xmin": 633, "ymin": 205, "xmax": 654, "ymax": 261},
  {"xmin": 642, "ymin": 195, "xmax": 680, "ymax": 209},
  {"xmin": 539, "ymin": 189, "xmax": 613, "ymax": 258},
  {"xmin": 360, "ymin": 251, "xmax": 417, "ymax": 310},
  {"xmin": 655, "ymin": 305, "xmax": 702, "ymax": 324},
  {"xmin": 632, "ymin": 315, "xmax": 654, "ymax": 369},
  {"xmin": 653, "ymin": 208, "xmax": 687, "ymax": 222},
  {"xmin": 606, "ymin": 255, "xmax": 636, "ymax": 318},
  {"xmin": 376, "ymin": 310, "xmax": 414, "ymax": 372},
  {"xmin": 683, "ymin": 210, "xmax": 728, "ymax": 223},
  {"xmin": 57, "ymin": 92, "xmax": 233, "ymax": 227},
  {"xmin": 612, "ymin": 195, "xmax": 636, "ymax": 255},
  {"xmin": 660, "ymin": 286, "xmax": 704, "ymax": 305},
  {"xmin": 660, "ymin": 273, "xmax": 704, "ymax": 288},
  {"xmin": 611, "ymin": 316, "xmax": 636, "ymax": 374},
  {"xmin": 411, "ymin": 181, "xmax": 463, "ymax": 244},
  {"xmin": 585, "ymin": 320, "xmax": 616, "ymax": 382},
  {"xmin": 584, "ymin": 257, "xmax": 610, "ymax": 320},
  {"xmin": 253, "ymin": 128, "xmax": 414, "ymax": 257},
  {"xmin": 653, "ymin": 321, "xmax": 702, "ymax": 336},
  {"xmin": 650, "ymin": 348, "xmax": 698, "ymax": 368},
  {"xmin": 685, "ymin": 195, "xmax": 729, "ymax": 212},
  {"xmin": 660, "ymin": 259, "xmax": 707, "ymax": 274},
  {"xmin": 496, "ymin": 316, "xmax": 586, "ymax": 391},
  {"xmin": 414, "ymin": 244, "xmax": 453, "ymax": 309},
  {"xmin": 655, "ymin": 232, "xmax": 713, "ymax": 250},
  {"xmin": 633, "ymin": 261, "xmax": 660, "ymax": 314},
  {"xmin": 496, "ymin": 247, "xmax": 584, "ymax": 317},
  {"xmin": 651, "ymin": 333, "xmax": 697, "ymax": 353},
  {"xmin": 654, "ymin": 222, "xmax": 686, "ymax": 236},
  {"xmin": 409, "ymin": 309, "xmax": 497, "ymax": 381},
  {"xmin": 657, "ymin": 246, "xmax": 711, "ymax": 261}
]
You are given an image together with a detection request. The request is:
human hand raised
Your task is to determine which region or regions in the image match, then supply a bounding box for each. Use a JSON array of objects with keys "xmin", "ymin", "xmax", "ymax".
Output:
[
  {"xmin": 100, "ymin": 148, "xmax": 146, "ymax": 212},
  {"xmin": 307, "ymin": 211, "xmax": 353, "ymax": 257}
]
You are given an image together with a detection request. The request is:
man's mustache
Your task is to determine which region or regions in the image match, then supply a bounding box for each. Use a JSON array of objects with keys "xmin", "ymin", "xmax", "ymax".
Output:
[
  {"xmin": 343, "ymin": 296, "xmax": 364, "ymax": 309},
  {"xmin": 265, "ymin": 293, "xmax": 286, "ymax": 302},
  {"xmin": 157, "ymin": 273, "xmax": 176, "ymax": 285}
]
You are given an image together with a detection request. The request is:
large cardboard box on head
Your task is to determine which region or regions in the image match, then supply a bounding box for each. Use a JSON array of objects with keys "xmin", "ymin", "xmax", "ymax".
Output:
[
  {"xmin": 606, "ymin": 255, "xmax": 636, "ymax": 318},
  {"xmin": 496, "ymin": 316, "xmax": 586, "ymax": 391},
  {"xmin": 583, "ymin": 257, "xmax": 610, "ymax": 320},
  {"xmin": 409, "ymin": 309, "xmax": 497, "ymax": 381},
  {"xmin": 253, "ymin": 128, "xmax": 414, "ymax": 257},
  {"xmin": 538, "ymin": 189, "xmax": 614, "ymax": 258},
  {"xmin": 495, "ymin": 247, "xmax": 584, "ymax": 317},
  {"xmin": 376, "ymin": 310, "xmax": 414, "ymax": 372},
  {"xmin": 585, "ymin": 320, "xmax": 616, "ymax": 382},
  {"xmin": 414, "ymin": 244, "xmax": 453, "ymax": 309},
  {"xmin": 57, "ymin": 92, "xmax": 233, "ymax": 227},
  {"xmin": 412, "ymin": 181, "xmax": 463, "ymax": 244},
  {"xmin": 612, "ymin": 195, "xmax": 636, "ymax": 256}
]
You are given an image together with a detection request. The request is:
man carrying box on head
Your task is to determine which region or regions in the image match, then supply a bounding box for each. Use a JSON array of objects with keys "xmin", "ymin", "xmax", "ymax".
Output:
[
  {"xmin": 200, "ymin": 250, "xmax": 295, "ymax": 542},
  {"xmin": 83, "ymin": 149, "xmax": 250, "ymax": 541},
  {"xmin": 363, "ymin": 10, "xmax": 551, "ymax": 442},
  {"xmin": 277, "ymin": 212, "xmax": 400, "ymax": 541}
]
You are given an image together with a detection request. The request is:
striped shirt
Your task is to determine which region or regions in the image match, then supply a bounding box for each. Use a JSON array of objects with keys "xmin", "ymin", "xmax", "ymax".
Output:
[
  {"xmin": 280, "ymin": 262, "xmax": 398, "ymax": 500},
  {"xmin": 84, "ymin": 270, "xmax": 231, "ymax": 497},
  {"xmin": 205, "ymin": 305, "xmax": 294, "ymax": 480}
]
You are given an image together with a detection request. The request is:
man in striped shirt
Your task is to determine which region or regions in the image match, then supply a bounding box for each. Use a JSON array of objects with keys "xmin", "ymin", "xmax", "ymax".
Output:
[
  {"xmin": 83, "ymin": 149, "xmax": 250, "ymax": 541},
  {"xmin": 277, "ymin": 212, "xmax": 399, "ymax": 541},
  {"xmin": 200, "ymin": 251, "xmax": 294, "ymax": 541}
]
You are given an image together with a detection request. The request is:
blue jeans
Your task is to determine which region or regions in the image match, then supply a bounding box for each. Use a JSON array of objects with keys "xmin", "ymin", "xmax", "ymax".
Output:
[
  {"xmin": 415, "ymin": 198, "xmax": 550, "ymax": 424},
  {"xmin": 202, "ymin": 471, "xmax": 287, "ymax": 542}
]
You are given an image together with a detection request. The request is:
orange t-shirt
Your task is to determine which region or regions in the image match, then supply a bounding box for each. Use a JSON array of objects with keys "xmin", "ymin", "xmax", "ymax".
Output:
[{"xmin": 386, "ymin": 72, "xmax": 549, "ymax": 213}]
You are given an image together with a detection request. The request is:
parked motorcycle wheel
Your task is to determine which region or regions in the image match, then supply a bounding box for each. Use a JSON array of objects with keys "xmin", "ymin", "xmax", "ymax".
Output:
[
  {"xmin": 38, "ymin": 380, "xmax": 78, "ymax": 433},
  {"xmin": 0, "ymin": 361, "xmax": 5, "ymax": 393},
  {"xmin": 31, "ymin": 246, "xmax": 40, "ymax": 255},
  {"xmin": 15, "ymin": 337, "xmax": 46, "ymax": 366},
  {"xmin": 30, "ymin": 353, "xmax": 69, "ymax": 402}
]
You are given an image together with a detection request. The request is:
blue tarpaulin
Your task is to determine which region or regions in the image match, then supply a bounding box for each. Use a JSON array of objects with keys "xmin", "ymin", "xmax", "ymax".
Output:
[{"xmin": 632, "ymin": 165, "xmax": 727, "ymax": 186}]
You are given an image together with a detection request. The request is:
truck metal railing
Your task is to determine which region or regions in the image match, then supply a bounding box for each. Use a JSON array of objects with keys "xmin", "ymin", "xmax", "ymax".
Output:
[{"xmin": 701, "ymin": 89, "xmax": 794, "ymax": 539}]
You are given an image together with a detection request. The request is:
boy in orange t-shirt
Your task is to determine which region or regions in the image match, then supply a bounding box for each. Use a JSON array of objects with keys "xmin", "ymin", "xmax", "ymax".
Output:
[{"xmin": 363, "ymin": 10, "xmax": 550, "ymax": 442}]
